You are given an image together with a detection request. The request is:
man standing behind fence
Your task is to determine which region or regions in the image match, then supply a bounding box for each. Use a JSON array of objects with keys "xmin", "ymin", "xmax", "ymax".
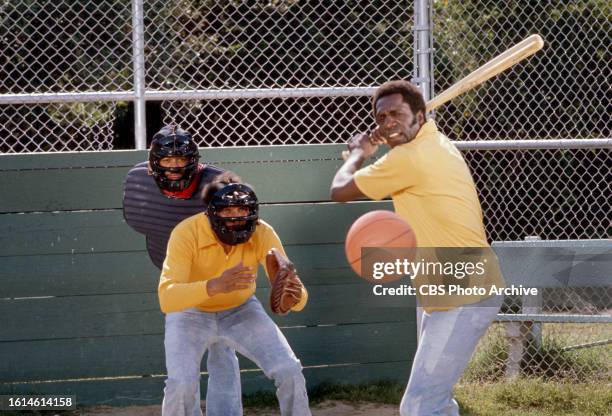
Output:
[
  {"xmin": 122, "ymin": 125, "xmax": 243, "ymax": 415},
  {"xmin": 330, "ymin": 80, "xmax": 504, "ymax": 416}
]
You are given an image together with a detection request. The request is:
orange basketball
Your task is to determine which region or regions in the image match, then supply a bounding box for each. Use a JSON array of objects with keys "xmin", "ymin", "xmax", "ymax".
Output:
[{"xmin": 345, "ymin": 210, "xmax": 417, "ymax": 281}]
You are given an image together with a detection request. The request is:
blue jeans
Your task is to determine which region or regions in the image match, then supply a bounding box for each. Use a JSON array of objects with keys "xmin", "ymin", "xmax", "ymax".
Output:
[
  {"xmin": 400, "ymin": 295, "xmax": 502, "ymax": 416},
  {"xmin": 205, "ymin": 343, "xmax": 242, "ymax": 416},
  {"xmin": 162, "ymin": 296, "xmax": 311, "ymax": 416}
]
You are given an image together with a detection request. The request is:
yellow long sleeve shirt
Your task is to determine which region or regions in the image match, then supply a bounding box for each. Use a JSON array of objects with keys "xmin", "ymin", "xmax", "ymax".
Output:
[{"xmin": 158, "ymin": 213, "xmax": 308, "ymax": 314}]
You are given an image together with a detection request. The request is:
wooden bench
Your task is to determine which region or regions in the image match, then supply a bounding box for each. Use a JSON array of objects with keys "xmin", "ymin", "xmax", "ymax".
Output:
[{"xmin": 0, "ymin": 145, "xmax": 416, "ymax": 406}]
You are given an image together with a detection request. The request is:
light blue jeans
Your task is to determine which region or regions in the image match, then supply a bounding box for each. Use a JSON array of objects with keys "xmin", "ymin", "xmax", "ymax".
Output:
[
  {"xmin": 204, "ymin": 343, "xmax": 242, "ymax": 416},
  {"xmin": 162, "ymin": 296, "xmax": 311, "ymax": 416},
  {"xmin": 400, "ymin": 295, "xmax": 502, "ymax": 416}
]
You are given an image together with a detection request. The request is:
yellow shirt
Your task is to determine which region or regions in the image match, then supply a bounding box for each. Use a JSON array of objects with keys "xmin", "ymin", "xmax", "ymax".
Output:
[
  {"xmin": 354, "ymin": 120, "xmax": 504, "ymax": 309},
  {"xmin": 355, "ymin": 120, "xmax": 488, "ymax": 247},
  {"xmin": 158, "ymin": 213, "xmax": 308, "ymax": 313}
]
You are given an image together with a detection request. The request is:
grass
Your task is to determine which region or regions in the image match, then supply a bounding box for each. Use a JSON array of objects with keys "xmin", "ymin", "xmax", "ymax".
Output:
[
  {"xmin": 463, "ymin": 324, "xmax": 611, "ymax": 382},
  {"xmin": 455, "ymin": 379, "xmax": 612, "ymax": 416},
  {"xmin": 242, "ymin": 324, "xmax": 611, "ymax": 414},
  {"xmin": 243, "ymin": 380, "xmax": 611, "ymax": 416},
  {"xmin": 2, "ymin": 380, "xmax": 608, "ymax": 416}
]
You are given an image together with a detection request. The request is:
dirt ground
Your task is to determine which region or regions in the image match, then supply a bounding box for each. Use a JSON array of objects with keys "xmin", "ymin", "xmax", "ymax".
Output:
[{"xmin": 79, "ymin": 400, "xmax": 398, "ymax": 415}]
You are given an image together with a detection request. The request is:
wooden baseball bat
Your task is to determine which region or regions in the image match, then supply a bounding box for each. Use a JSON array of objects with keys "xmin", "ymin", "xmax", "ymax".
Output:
[{"xmin": 341, "ymin": 34, "xmax": 544, "ymax": 160}]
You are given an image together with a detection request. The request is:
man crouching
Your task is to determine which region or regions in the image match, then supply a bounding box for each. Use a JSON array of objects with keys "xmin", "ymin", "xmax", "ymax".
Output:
[{"xmin": 159, "ymin": 172, "xmax": 311, "ymax": 416}]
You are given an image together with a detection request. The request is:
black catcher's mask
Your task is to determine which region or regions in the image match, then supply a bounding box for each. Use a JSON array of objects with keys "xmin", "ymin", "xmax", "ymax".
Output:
[
  {"xmin": 149, "ymin": 126, "xmax": 200, "ymax": 192},
  {"xmin": 207, "ymin": 183, "xmax": 259, "ymax": 245}
]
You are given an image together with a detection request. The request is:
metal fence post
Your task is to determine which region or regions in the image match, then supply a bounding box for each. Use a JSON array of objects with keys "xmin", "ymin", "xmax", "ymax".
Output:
[
  {"xmin": 522, "ymin": 236, "xmax": 543, "ymax": 350},
  {"xmin": 505, "ymin": 235, "xmax": 544, "ymax": 378},
  {"xmin": 413, "ymin": 0, "xmax": 433, "ymax": 103},
  {"xmin": 413, "ymin": 0, "xmax": 429, "ymax": 342},
  {"xmin": 131, "ymin": 0, "xmax": 147, "ymax": 150}
]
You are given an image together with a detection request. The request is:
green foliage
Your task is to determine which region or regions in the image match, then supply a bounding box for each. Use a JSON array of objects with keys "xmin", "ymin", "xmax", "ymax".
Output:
[
  {"xmin": 47, "ymin": 103, "xmax": 115, "ymax": 128},
  {"xmin": 456, "ymin": 380, "xmax": 612, "ymax": 416},
  {"xmin": 0, "ymin": 1, "xmax": 132, "ymax": 151},
  {"xmin": 145, "ymin": 0, "xmax": 414, "ymax": 90},
  {"xmin": 464, "ymin": 147, "xmax": 610, "ymax": 241},
  {"xmin": 432, "ymin": 0, "xmax": 610, "ymax": 140},
  {"xmin": 1, "ymin": 1, "xmax": 608, "ymax": 149},
  {"xmin": 463, "ymin": 333, "xmax": 508, "ymax": 381},
  {"xmin": 1, "ymin": 0, "xmax": 132, "ymax": 93},
  {"xmin": 463, "ymin": 331, "xmax": 611, "ymax": 382}
]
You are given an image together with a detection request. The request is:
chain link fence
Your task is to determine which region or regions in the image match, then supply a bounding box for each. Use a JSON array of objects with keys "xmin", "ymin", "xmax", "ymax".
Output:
[
  {"xmin": 144, "ymin": 1, "xmax": 414, "ymax": 90},
  {"xmin": 466, "ymin": 319, "xmax": 611, "ymax": 383},
  {"xmin": 0, "ymin": 103, "xmax": 116, "ymax": 152},
  {"xmin": 431, "ymin": 0, "xmax": 611, "ymax": 384},
  {"xmin": 467, "ymin": 237, "xmax": 612, "ymax": 384},
  {"xmin": 0, "ymin": 0, "xmax": 610, "ymax": 384},
  {"xmin": 159, "ymin": 96, "xmax": 375, "ymax": 146},
  {"xmin": 462, "ymin": 147, "xmax": 610, "ymax": 242},
  {"xmin": 147, "ymin": 0, "xmax": 414, "ymax": 145},
  {"xmin": 1, "ymin": 1, "xmax": 609, "ymax": 147},
  {"xmin": 0, "ymin": 0, "xmax": 133, "ymax": 152},
  {"xmin": 432, "ymin": 0, "xmax": 610, "ymax": 142}
]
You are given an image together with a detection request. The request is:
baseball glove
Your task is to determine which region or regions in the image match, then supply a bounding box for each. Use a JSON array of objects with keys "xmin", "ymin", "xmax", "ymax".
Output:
[{"xmin": 267, "ymin": 248, "xmax": 304, "ymax": 315}]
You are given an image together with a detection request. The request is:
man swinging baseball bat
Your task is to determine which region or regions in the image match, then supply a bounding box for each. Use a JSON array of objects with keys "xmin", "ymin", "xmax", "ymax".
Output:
[{"xmin": 331, "ymin": 35, "xmax": 543, "ymax": 416}]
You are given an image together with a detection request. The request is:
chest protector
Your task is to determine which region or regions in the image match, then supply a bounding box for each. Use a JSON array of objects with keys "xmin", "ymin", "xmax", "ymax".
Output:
[{"xmin": 122, "ymin": 162, "xmax": 223, "ymax": 269}]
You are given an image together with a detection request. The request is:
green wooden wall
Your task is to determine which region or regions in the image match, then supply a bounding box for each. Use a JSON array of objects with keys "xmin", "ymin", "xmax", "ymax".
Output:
[{"xmin": 0, "ymin": 145, "xmax": 416, "ymax": 406}]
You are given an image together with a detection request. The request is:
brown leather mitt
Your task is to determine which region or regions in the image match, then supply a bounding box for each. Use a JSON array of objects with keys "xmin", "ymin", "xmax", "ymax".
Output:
[{"xmin": 267, "ymin": 248, "xmax": 303, "ymax": 315}]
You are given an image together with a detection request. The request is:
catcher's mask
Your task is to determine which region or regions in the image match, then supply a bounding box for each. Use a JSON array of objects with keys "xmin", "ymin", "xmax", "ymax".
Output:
[
  {"xmin": 149, "ymin": 126, "xmax": 200, "ymax": 192},
  {"xmin": 207, "ymin": 183, "xmax": 259, "ymax": 245}
]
